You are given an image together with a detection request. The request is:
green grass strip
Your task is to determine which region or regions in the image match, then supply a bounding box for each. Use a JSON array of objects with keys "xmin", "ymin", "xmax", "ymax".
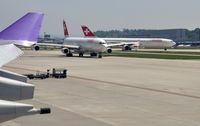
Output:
[{"xmin": 105, "ymin": 52, "xmax": 200, "ymax": 60}]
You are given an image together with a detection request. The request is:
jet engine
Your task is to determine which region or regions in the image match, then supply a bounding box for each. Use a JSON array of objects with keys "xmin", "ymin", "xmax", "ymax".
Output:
[
  {"xmin": 61, "ymin": 48, "xmax": 69, "ymax": 54},
  {"xmin": 122, "ymin": 45, "xmax": 131, "ymax": 51},
  {"xmin": 34, "ymin": 45, "xmax": 40, "ymax": 51},
  {"xmin": 107, "ymin": 48, "xmax": 112, "ymax": 53}
]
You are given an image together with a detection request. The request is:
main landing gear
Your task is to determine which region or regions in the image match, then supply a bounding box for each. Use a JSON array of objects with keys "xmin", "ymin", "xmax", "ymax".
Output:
[
  {"xmin": 98, "ymin": 53, "xmax": 102, "ymax": 58},
  {"xmin": 98, "ymin": 55, "xmax": 102, "ymax": 58},
  {"xmin": 90, "ymin": 52, "xmax": 97, "ymax": 57},
  {"xmin": 66, "ymin": 52, "xmax": 102, "ymax": 58},
  {"xmin": 90, "ymin": 52, "xmax": 102, "ymax": 58},
  {"xmin": 66, "ymin": 53, "xmax": 73, "ymax": 57}
]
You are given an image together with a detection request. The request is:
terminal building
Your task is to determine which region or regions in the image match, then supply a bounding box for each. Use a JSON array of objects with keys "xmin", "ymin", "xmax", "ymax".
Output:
[{"xmin": 38, "ymin": 33, "xmax": 64, "ymax": 44}]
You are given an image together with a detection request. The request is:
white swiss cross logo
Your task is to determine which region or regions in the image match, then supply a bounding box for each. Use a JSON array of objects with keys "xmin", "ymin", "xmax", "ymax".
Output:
[{"xmin": 84, "ymin": 28, "xmax": 90, "ymax": 35}]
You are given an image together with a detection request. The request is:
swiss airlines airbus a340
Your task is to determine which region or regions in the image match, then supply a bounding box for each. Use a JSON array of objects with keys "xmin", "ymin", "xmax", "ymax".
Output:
[
  {"xmin": 0, "ymin": 12, "xmax": 50, "ymax": 123},
  {"xmin": 81, "ymin": 25, "xmax": 176, "ymax": 51},
  {"xmin": 34, "ymin": 20, "xmax": 122, "ymax": 58}
]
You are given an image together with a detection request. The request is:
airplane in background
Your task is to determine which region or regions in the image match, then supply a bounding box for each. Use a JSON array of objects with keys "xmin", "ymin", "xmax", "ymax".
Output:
[
  {"xmin": 0, "ymin": 12, "xmax": 50, "ymax": 123},
  {"xmin": 34, "ymin": 20, "xmax": 123, "ymax": 58},
  {"xmin": 81, "ymin": 25, "xmax": 176, "ymax": 51}
]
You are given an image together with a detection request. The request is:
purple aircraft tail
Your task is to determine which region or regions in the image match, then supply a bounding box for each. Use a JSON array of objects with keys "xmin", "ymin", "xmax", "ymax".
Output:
[{"xmin": 0, "ymin": 12, "xmax": 44, "ymax": 46}]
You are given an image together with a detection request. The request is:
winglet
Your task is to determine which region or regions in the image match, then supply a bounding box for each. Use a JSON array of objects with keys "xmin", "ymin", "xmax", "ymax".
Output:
[
  {"xmin": 0, "ymin": 12, "xmax": 44, "ymax": 46},
  {"xmin": 63, "ymin": 20, "xmax": 69, "ymax": 37},
  {"xmin": 81, "ymin": 25, "xmax": 95, "ymax": 37}
]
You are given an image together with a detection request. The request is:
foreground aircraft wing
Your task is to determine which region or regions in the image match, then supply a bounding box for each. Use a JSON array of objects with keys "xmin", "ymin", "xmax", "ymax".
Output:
[
  {"xmin": 0, "ymin": 44, "xmax": 23, "ymax": 67},
  {"xmin": 0, "ymin": 12, "xmax": 50, "ymax": 123},
  {"xmin": 0, "ymin": 12, "xmax": 44, "ymax": 67},
  {"xmin": 36, "ymin": 43, "xmax": 80, "ymax": 49},
  {"xmin": 0, "ymin": 100, "xmax": 49, "ymax": 123}
]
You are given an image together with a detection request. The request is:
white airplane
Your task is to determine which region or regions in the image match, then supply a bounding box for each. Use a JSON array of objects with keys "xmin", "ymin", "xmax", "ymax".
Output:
[
  {"xmin": 0, "ymin": 12, "xmax": 50, "ymax": 123},
  {"xmin": 81, "ymin": 25, "xmax": 176, "ymax": 51},
  {"xmin": 34, "ymin": 20, "xmax": 123, "ymax": 58}
]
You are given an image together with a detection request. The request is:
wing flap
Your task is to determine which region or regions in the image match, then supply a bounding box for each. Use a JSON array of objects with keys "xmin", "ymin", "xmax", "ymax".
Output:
[{"xmin": 0, "ymin": 44, "xmax": 23, "ymax": 67}]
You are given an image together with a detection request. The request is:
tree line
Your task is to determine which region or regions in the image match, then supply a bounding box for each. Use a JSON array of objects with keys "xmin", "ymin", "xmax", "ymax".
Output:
[{"xmin": 95, "ymin": 28, "xmax": 200, "ymax": 41}]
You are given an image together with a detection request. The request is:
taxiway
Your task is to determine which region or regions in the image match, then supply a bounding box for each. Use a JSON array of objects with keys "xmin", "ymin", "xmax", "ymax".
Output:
[{"xmin": 2, "ymin": 50, "xmax": 200, "ymax": 126}]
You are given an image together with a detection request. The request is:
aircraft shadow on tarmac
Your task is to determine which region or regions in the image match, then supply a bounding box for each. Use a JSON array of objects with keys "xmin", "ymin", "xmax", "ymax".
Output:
[{"xmin": 24, "ymin": 54, "xmax": 104, "ymax": 59}]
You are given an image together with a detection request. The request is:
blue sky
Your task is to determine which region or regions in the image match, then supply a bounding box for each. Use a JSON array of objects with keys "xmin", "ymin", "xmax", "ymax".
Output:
[{"xmin": 1, "ymin": 0, "xmax": 200, "ymax": 36}]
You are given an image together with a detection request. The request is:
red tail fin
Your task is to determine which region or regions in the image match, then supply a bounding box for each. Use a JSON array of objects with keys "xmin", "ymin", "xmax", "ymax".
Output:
[
  {"xmin": 81, "ymin": 25, "xmax": 95, "ymax": 37},
  {"xmin": 63, "ymin": 20, "xmax": 69, "ymax": 37}
]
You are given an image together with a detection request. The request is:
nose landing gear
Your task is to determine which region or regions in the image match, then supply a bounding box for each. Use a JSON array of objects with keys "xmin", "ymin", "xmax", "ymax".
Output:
[
  {"xmin": 98, "ymin": 53, "xmax": 102, "ymax": 58},
  {"xmin": 79, "ymin": 52, "xmax": 84, "ymax": 57}
]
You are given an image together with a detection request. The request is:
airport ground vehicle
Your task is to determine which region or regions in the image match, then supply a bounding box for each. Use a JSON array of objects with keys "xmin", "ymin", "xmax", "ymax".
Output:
[
  {"xmin": 24, "ymin": 72, "xmax": 48, "ymax": 79},
  {"xmin": 25, "ymin": 68, "xmax": 67, "ymax": 79},
  {"xmin": 52, "ymin": 68, "xmax": 67, "ymax": 78}
]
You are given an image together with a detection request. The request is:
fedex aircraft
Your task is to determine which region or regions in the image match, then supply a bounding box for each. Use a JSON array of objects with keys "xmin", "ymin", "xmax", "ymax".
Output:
[
  {"xmin": 34, "ymin": 20, "xmax": 122, "ymax": 58},
  {"xmin": 0, "ymin": 12, "xmax": 50, "ymax": 123},
  {"xmin": 81, "ymin": 26, "xmax": 176, "ymax": 51}
]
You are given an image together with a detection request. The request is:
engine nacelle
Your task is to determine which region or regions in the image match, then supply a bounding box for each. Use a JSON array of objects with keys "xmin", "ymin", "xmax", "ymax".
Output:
[
  {"xmin": 107, "ymin": 48, "xmax": 112, "ymax": 53},
  {"xmin": 34, "ymin": 45, "xmax": 40, "ymax": 51},
  {"xmin": 0, "ymin": 101, "xmax": 51, "ymax": 123},
  {"xmin": 122, "ymin": 45, "xmax": 131, "ymax": 51},
  {"xmin": 61, "ymin": 48, "xmax": 69, "ymax": 54}
]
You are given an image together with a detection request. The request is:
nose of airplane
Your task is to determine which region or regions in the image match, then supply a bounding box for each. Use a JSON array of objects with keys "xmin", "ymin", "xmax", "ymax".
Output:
[
  {"xmin": 101, "ymin": 44, "xmax": 108, "ymax": 52},
  {"xmin": 171, "ymin": 41, "xmax": 176, "ymax": 46}
]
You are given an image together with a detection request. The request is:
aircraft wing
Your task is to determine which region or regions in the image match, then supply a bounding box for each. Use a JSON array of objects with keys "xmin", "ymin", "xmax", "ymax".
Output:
[
  {"xmin": 105, "ymin": 42, "xmax": 140, "ymax": 47},
  {"xmin": 36, "ymin": 43, "xmax": 80, "ymax": 49},
  {"xmin": 0, "ymin": 44, "xmax": 23, "ymax": 67},
  {"xmin": 0, "ymin": 12, "xmax": 51, "ymax": 123},
  {"xmin": 121, "ymin": 41, "xmax": 140, "ymax": 46},
  {"xmin": 105, "ymin": 43, "xmax": 125, "ymax": 47}
]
